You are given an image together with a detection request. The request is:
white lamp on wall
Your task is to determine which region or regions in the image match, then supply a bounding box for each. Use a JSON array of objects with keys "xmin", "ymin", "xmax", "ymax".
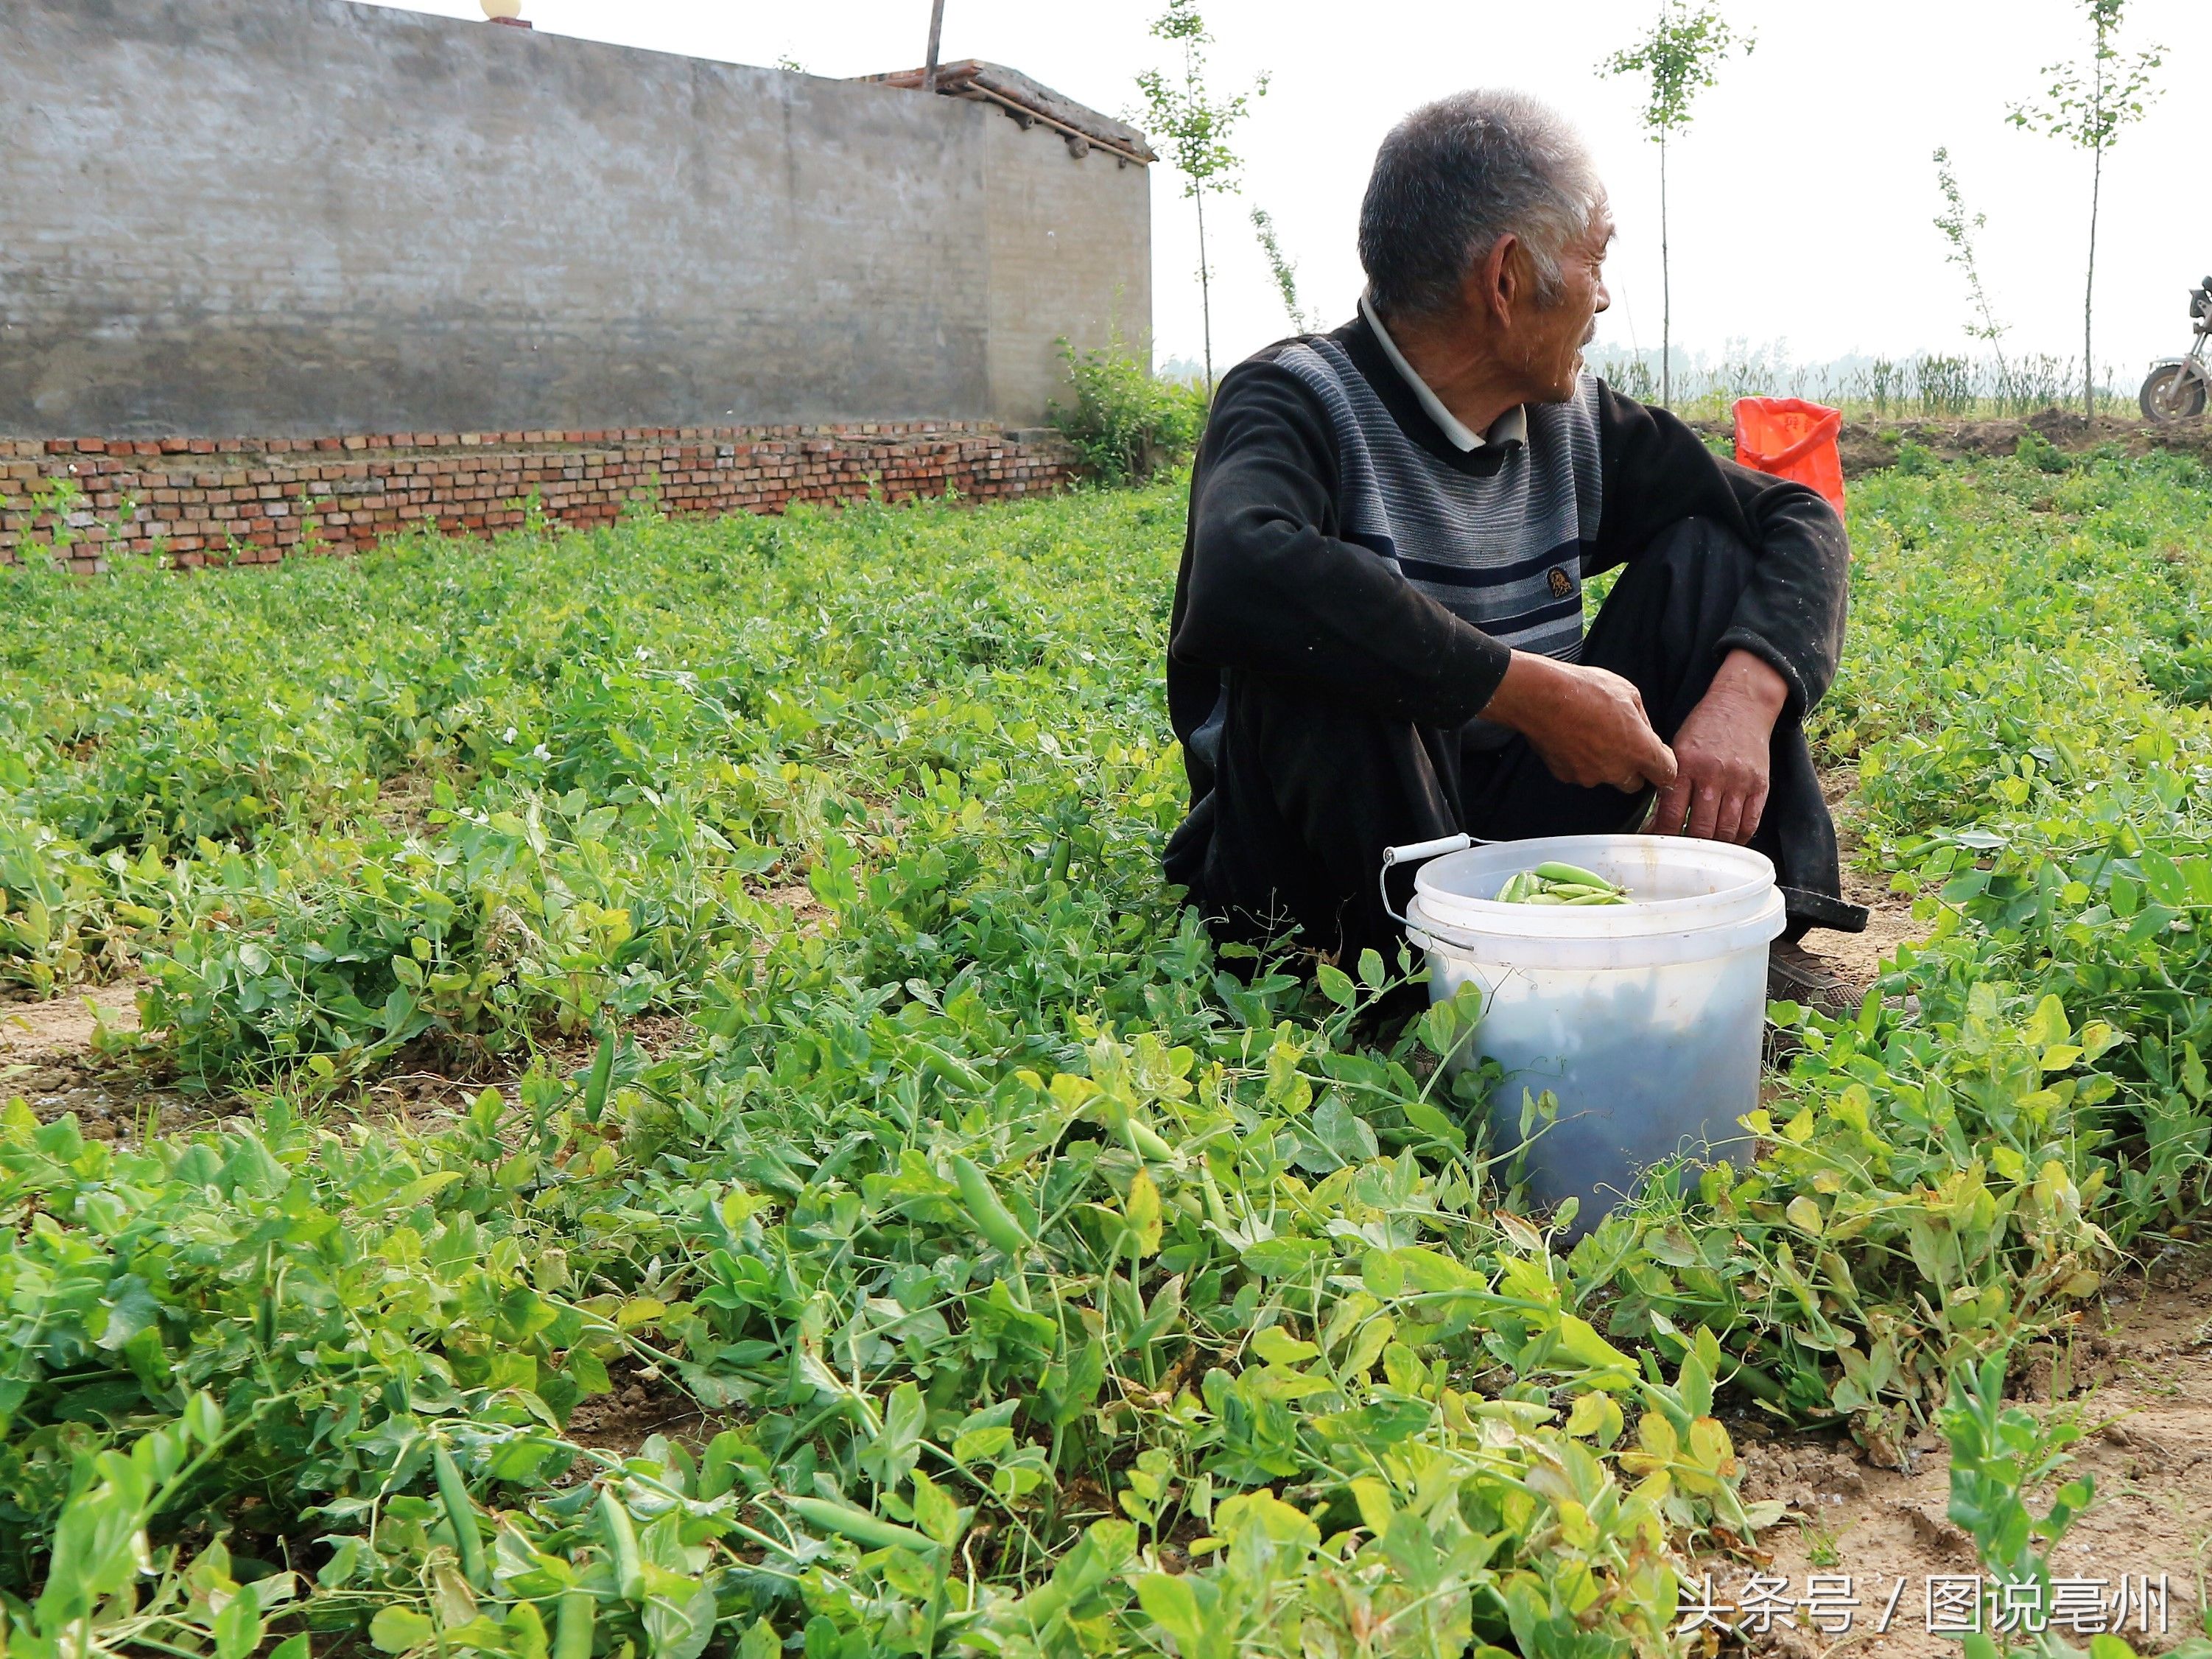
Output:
[{"xmin": 480, "ymin": 0, "xmax": 523, "ymax": 18}]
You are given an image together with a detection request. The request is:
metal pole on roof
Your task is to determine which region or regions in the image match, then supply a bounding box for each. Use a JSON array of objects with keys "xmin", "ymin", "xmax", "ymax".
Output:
[{"xmin": 922, "ymin": 0, "xmax": 946, "ymax": 92}]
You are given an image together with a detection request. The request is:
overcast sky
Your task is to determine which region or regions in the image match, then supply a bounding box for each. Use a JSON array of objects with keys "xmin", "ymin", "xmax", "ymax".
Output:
[{"xmin": 370, "ymin": 0, "xmax": 2205, "ymax": 385}]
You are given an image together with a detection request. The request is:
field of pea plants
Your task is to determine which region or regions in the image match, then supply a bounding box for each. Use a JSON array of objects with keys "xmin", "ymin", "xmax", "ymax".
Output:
[{"xmin": 7, "ymin": 433, "xmax": 2212, "ymax": 1659}]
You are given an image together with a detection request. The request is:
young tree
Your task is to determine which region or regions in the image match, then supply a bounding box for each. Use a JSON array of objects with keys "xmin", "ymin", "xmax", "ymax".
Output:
[
  {"xmin": 1136, "ymin": 0, "xmax": 1266, "ymax": 395},
  {"xmin": 1601, "ymin": 2, "xmax": 1752, "ymax": 408},
  {"xmin": 1931, "ymin": 147, "xmax": 2009, "ymax": 371},
  {"xmin": 2009, "ymin": 0, "xmax": 2163, "ymax": 426},
  {"xmin": 1249, "ymin": 206, "xmax": 1319, "ymax": 334}
]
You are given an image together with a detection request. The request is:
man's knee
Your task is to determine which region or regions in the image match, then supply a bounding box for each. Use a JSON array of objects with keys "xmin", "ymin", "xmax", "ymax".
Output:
[
  {"xmin": 1607, "ymin": 516, "xmax": 1756, "ymax": 604},
  {"xmin": 1583, "ymin": 516, "xmax": 1763, "ymax": 712}
]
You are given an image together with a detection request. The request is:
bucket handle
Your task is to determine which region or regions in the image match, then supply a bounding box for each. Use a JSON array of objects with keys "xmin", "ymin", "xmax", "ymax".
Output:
[{"xmin": 1378, "ymin": 832, "xmax": 1478, "ymax": 927}]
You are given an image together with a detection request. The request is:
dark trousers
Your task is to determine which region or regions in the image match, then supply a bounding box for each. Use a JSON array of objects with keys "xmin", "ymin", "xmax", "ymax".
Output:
[{"xmin": 1164, "ymin": 517, "xmax": 1867, "ymax": 969}]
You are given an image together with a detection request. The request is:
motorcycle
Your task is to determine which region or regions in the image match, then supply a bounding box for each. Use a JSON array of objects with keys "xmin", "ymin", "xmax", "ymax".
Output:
[{"xmin": 2140, "ymin": 275, "xmax": 2212, "ymax": 422}]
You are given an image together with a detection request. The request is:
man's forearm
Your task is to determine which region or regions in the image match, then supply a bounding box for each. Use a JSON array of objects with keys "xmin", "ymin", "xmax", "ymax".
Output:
[
  {"xmin": 1478, "ymin": 648, "xmax": 1679, "ymax": 795},
  {"xmin": 1481, "ymin": 648, "xmax": 1783, "ymax": 738},
  {"xmin": 1703, "ymin": 648, "xmax": 1789, "ymax": 729}
]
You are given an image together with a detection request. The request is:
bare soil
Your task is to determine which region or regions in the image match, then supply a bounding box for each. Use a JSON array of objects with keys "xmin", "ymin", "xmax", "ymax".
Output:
[
  {"xmin": 1713, "ymin": 1259, "xmax": 2212, "ymax": 1659},
  {"xmin": 563, "ymin": 1357, "xmax": 733, "ymax": 1457},
  {"xmin": 372, "ymin": 768, "xmax": 443, "ymax": 835},
  {"xmin": 1797, "ymin": 765, "xmax": 1925, "ymax": 1001},
  {"xmin": 0, "ymin": 979, "xmax": 178, "ymax": 1131},
  {"xmin": 0, "ymin": 980, "xmax": 141, "ymax": 1059},
  {"xmin": 754, "ymin": 880, "xmax": 829, "ymax": 933}
]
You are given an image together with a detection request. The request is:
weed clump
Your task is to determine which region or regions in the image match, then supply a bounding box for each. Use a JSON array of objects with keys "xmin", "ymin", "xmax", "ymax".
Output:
[{"xmin": 1047, "ymin": 329, "xmax": 1208, "ymax": 485}]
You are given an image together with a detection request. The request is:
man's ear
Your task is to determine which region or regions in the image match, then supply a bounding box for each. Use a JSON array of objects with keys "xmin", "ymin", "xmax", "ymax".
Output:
[{"xmin": 1464, "ymin": 234, "xmax": 1523, "ymax": 330}]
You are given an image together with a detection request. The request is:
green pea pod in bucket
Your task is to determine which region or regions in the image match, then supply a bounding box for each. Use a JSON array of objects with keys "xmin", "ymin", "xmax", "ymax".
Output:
[{"xmin": 1495, "ymin": 860, "xmax": 1632, "ymax": 905}]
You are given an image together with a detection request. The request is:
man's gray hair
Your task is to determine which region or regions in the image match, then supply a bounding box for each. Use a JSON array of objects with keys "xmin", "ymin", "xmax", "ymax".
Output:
[{"xmin": 1358, "ymin": 90, "xmax": 1604, "ymax": 319}]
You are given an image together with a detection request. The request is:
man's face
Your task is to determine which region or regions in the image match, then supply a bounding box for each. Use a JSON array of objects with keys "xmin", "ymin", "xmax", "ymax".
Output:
[{"xmin": 1517, "ymin": 201, "xmax": 1614, "ymax": 403}]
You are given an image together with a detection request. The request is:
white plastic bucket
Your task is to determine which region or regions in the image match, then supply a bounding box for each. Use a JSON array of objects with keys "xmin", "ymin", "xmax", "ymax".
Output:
[{"xmin": 1400, "ymin": 833, "xmax": 1785, "ymax": 1235}]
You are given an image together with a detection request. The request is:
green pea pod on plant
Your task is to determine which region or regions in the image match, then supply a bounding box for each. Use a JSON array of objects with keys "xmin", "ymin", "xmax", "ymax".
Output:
[
  {"xmin": 432, "ymin": 1442, "xmax": 487, "ymax": 1589},
  {"xmin": 1124, "ymin": 1117, "xmax": 1178, "ymax": 1163},
  {"xmin": 913, "ymin": 1039, "xmax": 987, "ymax": 1096},
  {"xmin": 595, "ymin": 1489, "xmax": 645, "ymax": 1602},
  {"xmin": 1198, "ymin": 1160, "xmax": 1232, "ymax": 1231},
  {"xmin": 552, "ymin": 1587, "xmax": 596, "ymax": 1659},
  {"xmin": 580, "ymin": 1031, "xmax": 614, "ymax": 1126},
  {"xmin": 784, "ymin": 1494, "xmax": 941, "ymax": 1556},
  {"xmin": 951, "ymin": 1154, "xmax": 1032, "ymax": 1258},
  {"xmin": 1075, "ymin": 1081, "xmax": 1181, "ymax": 1165}
]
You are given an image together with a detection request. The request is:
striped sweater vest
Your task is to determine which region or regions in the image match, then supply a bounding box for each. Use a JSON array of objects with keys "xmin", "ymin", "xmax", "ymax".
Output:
[{"xmin": 1273, "ymin": 340, "xmax": 1606, "ymax": 725}]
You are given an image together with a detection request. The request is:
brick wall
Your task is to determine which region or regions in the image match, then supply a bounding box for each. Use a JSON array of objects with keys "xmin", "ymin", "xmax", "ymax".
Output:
[{"xmin": 0, "ymin": 423, "xmax": 1076, "ymax": 572}]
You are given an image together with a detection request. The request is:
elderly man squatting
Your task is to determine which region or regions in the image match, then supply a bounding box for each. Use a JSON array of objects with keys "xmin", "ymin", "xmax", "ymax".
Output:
[{"xmin": 1162, "ymin": 88, "xmax": 1867, "ymax": 996}]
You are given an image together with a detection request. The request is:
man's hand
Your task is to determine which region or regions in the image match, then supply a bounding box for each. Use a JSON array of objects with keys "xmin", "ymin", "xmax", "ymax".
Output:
[
  {"xmin": 1483, "ymin": 651, "xmax": 1678, "ymax": 794},
  {"xmin": 1650, "ymin": 650, "xmax": 1788, "ymax": 844}
]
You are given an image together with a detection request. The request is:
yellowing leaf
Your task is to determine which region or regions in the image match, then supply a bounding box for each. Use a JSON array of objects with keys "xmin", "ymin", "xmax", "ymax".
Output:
[
  {"xmin": 1495, "ymin": 1210, "xmax": 1546, "ymax": 1254},
  {"xmin": 1213, "ymin": 1490, "xmax": 1319, "ymax": 1550},
  {"xmin": 1688, "ymin": 1416, "xmax": 1736, "ymax": 1477},
  {"xmin": 1552, "ymin": 1315, "xmax": 1638, "ymax": 1382},
  {"xmin": 1348, "ymin": 1477, "xmax": 1394, "ymax": 1535},
  {"xmin": 1556, "ymin": 1497, "xmax": 1597, "ymax": 1549},
  {"xmin": 1565, "ymin": 1391, "xmax": 1611, "ymax": 1437},
  {"xmin": 1381, "ymin": 1342, "xmax": 1429, "ymax": 1397},
  {"xmin": 370, "ymin": 1608, "xmax": 435, "ymax": 1655},
  {"xmin": 1124, "ymin": 1171, "xmax": 1162, "ymax": 1258},
  {"xmin": 1341, "ymin": 1316, "xmax": 1394, "ymax": 1377},
  {"xmin": 1048, "ymin": 1072, "xmax": 1098, "ymax": 1109},
  {"xmin": 1251, "ymin": 1325, "xmax": 1320, "ymax": 1367},
  {"xmin": 2027, "ymin": 994, "xmax": 2072, "ymax": 1049},
  {"xmin": 1786, "ymin": 1196, "xmax": 1825, "ymax": 1237}
]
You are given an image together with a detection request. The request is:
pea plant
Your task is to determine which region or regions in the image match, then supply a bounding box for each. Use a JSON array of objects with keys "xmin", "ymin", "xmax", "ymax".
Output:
[{"xmin": 4, "ymin": 443, "xmax": 2212, "ymax": 1652}]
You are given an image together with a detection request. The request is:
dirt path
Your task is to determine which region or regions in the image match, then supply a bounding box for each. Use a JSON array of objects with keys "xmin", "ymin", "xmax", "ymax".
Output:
[
  {"xmin": 1711, "ymin": 1265, "xmax": 2212, "ymax": 1658},
  {"xmin": 0, "ymin": 980, "xmax": 163, "ymax": 1128},
  {"xmin": 0, "ymin": 981, "xmax": 139, "ymax": 1056},
  {"xmin": 1801, "ymin": 764, "xmax": 1927, "ymax": 1000},
  {"xmin": 1816, "ymin": 861, "xmax": 1923, "ymax": 998}
]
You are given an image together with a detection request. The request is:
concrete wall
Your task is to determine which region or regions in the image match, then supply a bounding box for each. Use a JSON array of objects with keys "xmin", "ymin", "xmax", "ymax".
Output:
[
  {"xmin": 984, "ymin": 118, "xmax": 1153, "ymax": 427},
  {"xmin": 0, "ymin": 0, "xmax": 1150, "ymax": 437}
]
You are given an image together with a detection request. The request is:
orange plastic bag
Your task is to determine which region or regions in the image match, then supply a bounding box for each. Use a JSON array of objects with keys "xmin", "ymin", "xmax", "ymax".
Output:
[{"xmin": 1732, "ymin": 397, "xmax": 1844, "ymax": 514}]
